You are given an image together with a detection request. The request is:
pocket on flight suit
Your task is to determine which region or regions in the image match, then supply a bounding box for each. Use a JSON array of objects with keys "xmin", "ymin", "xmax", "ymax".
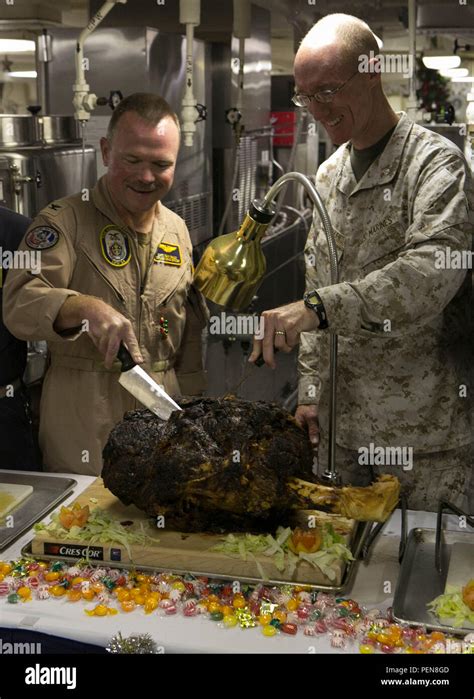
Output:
[{"xmin": 77, "ymin": 248, "xmax": 126, "ymax": 305}]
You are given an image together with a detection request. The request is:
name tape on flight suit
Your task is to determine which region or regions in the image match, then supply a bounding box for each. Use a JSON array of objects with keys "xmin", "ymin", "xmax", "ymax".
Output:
[
  {"xmin": 100, "ymin": 225, "xmax": 131, "ymax": 268},
  {"xmin": 154, "ymin": 242, "xmax": 182, "ymax": 266},
  {"xmin": 25, "ymin": 226, "xmax": 59, "ymax": 250}
]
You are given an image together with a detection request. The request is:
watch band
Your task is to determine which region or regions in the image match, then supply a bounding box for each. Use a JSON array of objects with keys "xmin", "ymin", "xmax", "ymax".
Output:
[{"xmin": 304, "ymin": 289, "xmax": 329, "ymax": 330}]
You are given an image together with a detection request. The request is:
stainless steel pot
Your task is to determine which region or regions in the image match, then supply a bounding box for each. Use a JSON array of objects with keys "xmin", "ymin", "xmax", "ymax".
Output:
[
  {"xmin": 0, "ymin": 115, "xmax": 80, "ymax": 148},
  {"xmin": 38, "ymin": 115, "xmax": 80, "ymax": 144},
  {"xmin": 0, "ymin": 116, "xmax": 39, "ymax": 148}
]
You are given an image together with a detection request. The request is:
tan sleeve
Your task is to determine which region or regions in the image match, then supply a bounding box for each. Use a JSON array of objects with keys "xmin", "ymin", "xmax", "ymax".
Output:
[
  {"xmin": 2, "ymin": 213, "xmax": 81, "ymax": 342},
  {"xmin": 174, "ymin": 284, "xmax": 209, "ymax": 396}
]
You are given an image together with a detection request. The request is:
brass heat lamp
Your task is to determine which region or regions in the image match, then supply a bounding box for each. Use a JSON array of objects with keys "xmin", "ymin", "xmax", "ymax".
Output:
[{"xmin": 193, "ymin": 200, "xmax": 276, "ymax": 312}]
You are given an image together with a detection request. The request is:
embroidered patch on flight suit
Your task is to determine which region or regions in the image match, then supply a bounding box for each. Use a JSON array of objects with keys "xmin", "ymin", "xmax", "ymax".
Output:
[
  {"xmin": 100, "ymin": 225, "xmax": 131, "ymax": 268},
  {"xmin": 25, "ymin": 226, "xmax": 59, "ymax": 250},
  {"xmin": 154, "ymin": 242, "xmax": 182, "ymax": 266}
]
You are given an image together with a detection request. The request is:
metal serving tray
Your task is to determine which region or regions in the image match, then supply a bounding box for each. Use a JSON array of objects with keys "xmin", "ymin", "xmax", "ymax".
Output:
[
  {"xmin": 393, "ymin": 528, "xmax": 474, "ymax": 635},
  {"xmin": 21, "ymin": 519, "xmax": 374, "ymax": 594},
  {"xmin": 0, "ymin": 472, "xmax": 77, "ymax": 551}
]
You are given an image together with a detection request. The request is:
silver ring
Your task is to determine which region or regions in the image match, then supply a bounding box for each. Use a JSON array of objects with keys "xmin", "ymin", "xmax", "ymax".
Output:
[{"xmin": 275, "ymin": 331, "xmax": 286, "ymax": 336}]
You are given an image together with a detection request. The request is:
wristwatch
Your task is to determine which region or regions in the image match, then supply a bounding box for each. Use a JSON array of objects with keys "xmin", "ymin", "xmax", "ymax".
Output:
[{"xmin": 303, "ymin": 290, "xmax": 329, "ymax": 329}]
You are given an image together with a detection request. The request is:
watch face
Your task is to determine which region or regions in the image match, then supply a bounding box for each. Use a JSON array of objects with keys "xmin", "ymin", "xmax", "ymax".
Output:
[{"xmin": 307, "ymin": 292, "xmax": 321, "ymax": 306}]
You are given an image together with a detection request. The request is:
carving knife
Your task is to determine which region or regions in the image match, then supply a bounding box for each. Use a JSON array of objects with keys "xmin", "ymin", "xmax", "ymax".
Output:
[{"xmin": 117, "ymin": 343, "xmax": 182, "ymax": 420}]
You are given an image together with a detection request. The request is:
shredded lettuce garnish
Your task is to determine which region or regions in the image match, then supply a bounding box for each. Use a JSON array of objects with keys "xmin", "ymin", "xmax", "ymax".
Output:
[
  {"xmin": 212, "ymin": 525, "xmax": 354, "ymax": 581},
  {"xmin": 428, "ymin": 586, "xmax": 474, "ymax": 627},
  {"xmin": 34, "ymin": 508, "xmax": 160, "ymax": 560}
]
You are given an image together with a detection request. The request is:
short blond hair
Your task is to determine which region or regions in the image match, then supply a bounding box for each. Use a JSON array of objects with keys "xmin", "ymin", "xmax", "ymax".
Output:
[
  {"xmin": 301, "ymin": 13, "xmax": 379, "ymax": 72},
  {"xmin": 106, "ymin": 92, "xmax": 180, "ymax": 141}
]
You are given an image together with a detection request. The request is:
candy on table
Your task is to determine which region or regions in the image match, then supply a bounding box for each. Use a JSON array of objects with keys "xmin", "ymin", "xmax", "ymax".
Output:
[
  {"xmin": 272, "ymin": 609, "xmax": 287, "ymax": 624},
  {"xmin": 17, "ymin": 585, "xmax": 32, "ymax": 600},
  {"xmin": 96, "ymin": 591, "xmax": 111, "ymax": 605},
  {"xmin": 0, "ymin": 581, "xmax": 11, "ymax": 596},
  {"xmin": 330, "ymin": 629, "xmax": 347, "ymax": 649},
  {"xmin": 284, "ymin": 611, "xmax": 298, "ymax": 626},
  {"xmin": 297, "ymin": 591, "xmax": 312, "ymax": 605},
  {"xmin": 297, "ymin": 605, "xmax": 310, "ymax": 621},
  {"xmin": 314, "ymin": 619, "xmax": 328, "ymax": 634},
  {"xmin": 89, "ymin": 567, "xmax": 107, "ymax": 583},
  {"xmin": 120, "ymin": 599, "xmax": 136, "ymax": 613},
  {"xmin": 365, "ymin": 608, "xmax": 381, "ymax": 620},
  {"xmin": 3, "ymin": 556, "xmax": 469, "ymax": 654},
  {"xmin": 235, "ymin": 607, "xmax": 257, "ymax": 628},
  {"xmin": 3, "ymin": 576, "xmax": 19, "ymax": 591},
  {"xmin": 67, "ymin": 589, "xmax": 82, "ymax": 602},
  {"xmin": 85, "ymin": 604, "xmax": 118, "ymax": 617},
  {"xmin": 107, "ymin": 569, "xmax": 121, "ymax": 582},
  {"xmin": 50, "ymin": 584, "xmax": 67, "ymax": 597},
  {"xmin": 275, "ymin": 591, "xmax": 292, "ymax": 606},
  {"xmin": 36, "ymin": 585, "xmax": 50, "ymax": 600},
  {"xmin": 223, "ymin": 614, "xmax": 238, "ymax": 628},
  {"xmin": 183, "ymin": 601, "xmax": 198, "ymax": 617},
  {"xmin": 196, "ymin": 602, "xmax": 208, "ymax": 615}
]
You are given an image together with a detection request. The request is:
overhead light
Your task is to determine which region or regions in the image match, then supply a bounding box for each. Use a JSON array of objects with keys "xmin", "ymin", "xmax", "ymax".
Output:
[
  {"xmin": 422, "ymin": 55, "xmax": 461, "ymax": 70},
  {"xmin": 0, "ymin": 39, "xmax": 35, "ymax": 53},
  {"xmin": 450, "ymin": 76, "xmax": 474, "ymax": 83},
  {"xmin": 440, "ymin": 68, "xmax": 469, "ymax": 78},
  {"xmin": 8, "ymin": 70, "xmax": 37, "ymax": 78}
]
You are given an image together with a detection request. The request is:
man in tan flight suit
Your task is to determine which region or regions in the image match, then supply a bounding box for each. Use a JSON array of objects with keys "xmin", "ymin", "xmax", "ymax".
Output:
[
  {"xmin": 3, "ymin": 93, "xmax": 208, "ymax": 476},
  {"xmin": 251, "ymin": 15, "xmax": 473, "ymax": 512}
]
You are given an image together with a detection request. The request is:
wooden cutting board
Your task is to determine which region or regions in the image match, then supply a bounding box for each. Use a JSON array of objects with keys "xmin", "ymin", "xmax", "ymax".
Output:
[
  {"xmin": 31, "ymin": 478, "xmax": 356, "ymax": 586},
  {"xmin": 0, "ymin": 483, "xmax": 33, "ymax": 518}
]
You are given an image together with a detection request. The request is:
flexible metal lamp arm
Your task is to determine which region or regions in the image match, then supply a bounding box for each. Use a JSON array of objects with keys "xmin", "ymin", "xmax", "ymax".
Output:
[{"xmin": 261, "ymin": 172, "xmax": 340, "ymax": 484}]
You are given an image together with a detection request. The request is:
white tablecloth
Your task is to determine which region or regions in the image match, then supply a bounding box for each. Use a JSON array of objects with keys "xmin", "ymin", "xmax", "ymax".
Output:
[{"xmin": 0, "ymin": 470, "xmax": 459, "ymax": 654}]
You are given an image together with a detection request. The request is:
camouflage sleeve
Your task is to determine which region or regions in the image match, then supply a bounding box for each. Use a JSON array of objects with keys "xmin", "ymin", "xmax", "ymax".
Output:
[
  {"xmin": 316, "ymin": 153, "xmax": 473, "ymax": 337},
  {"xmin": 298, "ymin": 225, "xmax": 322, "ymax": 405}
]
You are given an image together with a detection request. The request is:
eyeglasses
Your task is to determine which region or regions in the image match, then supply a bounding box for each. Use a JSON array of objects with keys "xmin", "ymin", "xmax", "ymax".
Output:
[{"xmin": 292, "ymin": 70, "xmax": 359, "ymax": 107}]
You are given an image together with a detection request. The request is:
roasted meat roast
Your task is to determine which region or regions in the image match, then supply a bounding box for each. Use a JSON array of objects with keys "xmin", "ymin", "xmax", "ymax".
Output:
[{"xmin": 102, "ymin": 397, "xmax": 400, "ymax": 532}]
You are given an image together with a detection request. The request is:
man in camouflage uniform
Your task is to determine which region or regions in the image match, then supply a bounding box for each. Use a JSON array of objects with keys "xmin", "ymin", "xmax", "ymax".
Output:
[{"xmin": 251, "ymin": 14, "xmax": 473, "ymax": 511}]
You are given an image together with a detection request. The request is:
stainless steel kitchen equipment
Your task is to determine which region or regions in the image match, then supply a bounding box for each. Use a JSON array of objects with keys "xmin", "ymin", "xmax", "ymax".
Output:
[
  {"xmin": 393, "ymin": 500, "xmax": 474, "ymax": 635},
  {"xmin": 0, "ymin": 113, "xmax": 96, "ymax": 218},
  {"xmin": 0, "ymin": 471, "xmax": 77, "ymax": 551}
]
